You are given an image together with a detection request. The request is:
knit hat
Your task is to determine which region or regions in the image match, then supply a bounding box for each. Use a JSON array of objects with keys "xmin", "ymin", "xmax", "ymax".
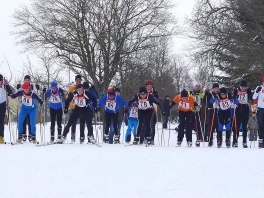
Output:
[
  {"xmin": 212, "ymin": 83, "xmax": 219, "ymax": 89},
  {"xmin": 114, "ymin": 88, "xmax": 121, "ymax": 93},
  {"xmin": 181, "ymin": 89, "xmax": 188, "ymax": 97},
  {"xmin": 220, "ymin": 87, "xmax": 227, "ymax": 94},
  {"xmin": 24, "ymin": 75, "xmax": 31, "ymax": 80},
  {"xmin": 165, "ymin": 95, "xmax": 170, "ymax": 98},
  {"xmin": 240, "ymin": 80, "xmax": 247, "ymax": 86},
  {"xmin": 75, "ymin": 74, "xmax": 82, "ymax": 81},
  {"xmin": 22, "ymin": 82, "xmax": 31, "ymax": 89},
  {"xmin": 108, "ymin": 87, "xmax": 115, "ymax": 95},
  {"xmin": 139, "ymin": 86, "xmax": 147, "ymax": 93},
  {"xmin": 146, "ymin": 81, "xmax": 153, "ymax": 86},
  {"xmin": 76, "ymin": 84, "xmax": 84, "ymax": 89},
  {"xmin": 0, "ymin": 74, "xmax": 3, "ymax": 81},
  {"xmin": 83, "ymin": 82, "xmax": 89, "ymax": 89},
  {"xmin": 50, "ymin": 81, "xmax": 57, "ymax": 87}
]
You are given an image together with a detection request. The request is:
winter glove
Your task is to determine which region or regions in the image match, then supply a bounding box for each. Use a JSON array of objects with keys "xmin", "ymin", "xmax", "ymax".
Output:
[
  {"xmin": 162, "ymin": 112, "xmax": 166, "ymax": 116},
  {"xmin": 94, "ymin": 107, "xmax": 99, "ymax": 113},
  {"xmin": 256, "ymin": 86, "xmax": 262, "ymax": 93},
  {"xmin": 30, "ymin": 84, "xmax": 34, "ymax": 90},
  {"xmin": 123, "ymin": 108, "xmax": 128, "ymax": 113},
  {"xmin": 63, "ymin": 108, "xmax": 68, "ymax": 114},
  {"xmin": 59, "ymin": 88, "xmax": 64, "ymax": 96},
  {"xmin": 35, "ymin": 84, "xmax": 40, "ymax": 90},
  {"xmin": 42, "ymin": 88, "xmax": 47, "ymax": 94},
  {"xmin": 16, "ymin": 84, "xmax": 21, "ymax": 90},
  {"xmin": 3, "ymin": 78, "xmax": 8, "ymax": 85}
]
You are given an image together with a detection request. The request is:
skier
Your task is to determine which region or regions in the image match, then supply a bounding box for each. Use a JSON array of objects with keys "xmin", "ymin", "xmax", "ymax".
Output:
[
  {"xmin": 203, "ymin": 83, "xmax": 220, "ymax": 147},
  {"xmin": 57, "ymin": 84, "xmax": 97, "ymax": 144},
  {"xmin": 232, "ymin": 79, "xmax": 252, "ymax": 147},
  {"xmin": 43, "ymin": 81, "xmax": 64, "ymax": 143},
  {"xmin": 247, "ymin": 104, "xmax": 258, "ymax": 142},
  {"xmin": 128, "ymin": 86, "xmax": 164, "ymax": 145},
  {"xmin": 97, "ymin": 87, "xmax": 127, "ymax": 144},
  {"xmin": 0, "ymin": 75, "xmax": 13, "ymax": 143},
  {"xmin": 169, "ymin": 89, "xmax": 198, "ymax": 147},
  {"xmin": 11, "ymin": 82, "xmax": 43, "ymax": 143},
  {"xmin": 125, "ymin": 102, "xmax": 138, "ymax": 143},
  {"xmin": 189, "ymin": 84, "xmax": 205, "ymax": 146},
  {"xmin": 210, "ymin": 87, "xmax": 238, "ymax": 148},
  {"xmin": 66, "ymin": 74, "xmax": 82, "ymax": 142},
  {"xmin": 252, "ymin": 76, "xmax": 264, "ymax": 148}
]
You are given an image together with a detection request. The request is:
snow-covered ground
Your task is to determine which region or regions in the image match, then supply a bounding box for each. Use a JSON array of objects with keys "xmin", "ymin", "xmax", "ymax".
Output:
[{"xmin": 2, "ymin": 122, "xmax": 263, "ymax": 198}]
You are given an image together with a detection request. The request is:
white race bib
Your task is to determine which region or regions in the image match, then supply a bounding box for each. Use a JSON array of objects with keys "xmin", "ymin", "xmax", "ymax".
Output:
[
  {"xmin": 129, "ymin": 106, "xmax": 138, "ymax": 118},
  {"xmin": 22, "ymin": 95, "xmax": 32, "ymax": 106},
  {"xmin": 74, "ymin": 96, "xmax": 86, "ymax": 107},
  {"xmin": 219, "ymin": 99, "xmax": 231, "ymax": 110},
  {"xmin": 178, "ymin": 101, "xmax": 190, "ymax": 109},
  {"xmin": 237, "ymin": 91, "xmax": 248, "ymax": 104},
  {"xmin": 50, "ymin": 94, "xmax": 61, "ymax": 104},
  {"xmin": 106, "ymin": 99, "xmax": 116, "ymax": 111},
  {"xmin": 138, "ymin": 99, "xmax": 151, "ymax": 110}
]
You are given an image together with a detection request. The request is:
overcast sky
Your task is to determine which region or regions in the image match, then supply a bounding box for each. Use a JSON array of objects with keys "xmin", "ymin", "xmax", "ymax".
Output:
[{"xmin": 0, "ymin": 0, "xmax": 195, "ymax": 82}]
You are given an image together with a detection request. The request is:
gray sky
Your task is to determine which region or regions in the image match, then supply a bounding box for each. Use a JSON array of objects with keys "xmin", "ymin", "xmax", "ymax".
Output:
[{"xmin": 0, "ymin": 0, "xmax": 195, "ymax": 82}]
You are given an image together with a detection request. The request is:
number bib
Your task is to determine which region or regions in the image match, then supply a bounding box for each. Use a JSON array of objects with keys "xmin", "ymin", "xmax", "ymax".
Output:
[
  {"xmin": 22, "ymin": 94, "xmax": 33, "ymax": 106},
  {"xmin": 106, "ymin": 99, "xmax": 116, "ymax": 111},
  {"xmin": 74, "ymin": 96, "xmax": 86, "ymax": 107},
  {"xmin": 219, "ymin": 98, "xmax": 231, "ymax": 110},
  {"xmin": 50, "ymin": 93, "xmax": 61, "ymax": 104},
  {"xmin": 237, "ymin": 91, "xmax": 248, "ymax": 104},
  {"xmin": 138, "ymin": 99, "xmax": 151, "ymax": 110},
  {"xmin": 129, "ymin": 106, "xmax": 138, "ymax": 118}
]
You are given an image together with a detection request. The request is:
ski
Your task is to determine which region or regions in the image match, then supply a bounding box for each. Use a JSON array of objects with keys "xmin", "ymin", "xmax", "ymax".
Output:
[{"xmin": 87, "ymin": 142, "xmax": 102, "ymax": 147}]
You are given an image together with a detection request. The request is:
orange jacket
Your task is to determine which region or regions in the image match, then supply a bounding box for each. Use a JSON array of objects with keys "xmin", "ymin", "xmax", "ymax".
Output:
[
  {"xmin": 172, "ymin": 95, "xmax": 195, "ymax": 112},
  {"xmin": 67, "ymin": 85, "xmax": 76, "ymax": 110}
]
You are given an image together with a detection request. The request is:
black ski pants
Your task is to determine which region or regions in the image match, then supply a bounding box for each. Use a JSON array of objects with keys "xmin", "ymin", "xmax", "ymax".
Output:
[
  {"xmin": 0, "ymin": 102, "xmax": 6, "ymax": 137},
  {"xmin": 137, "ymin": 110, "xmax": 153, "ymax": 139},
  {"xmin": 80, "ymin": 111, "xmax": 94, "ymax": 138},
  {"xmin": 104, "ymin": 112, "xmax": 119, "ymax": 136},
  {"xmin": 50, "ymin": 108, "xmax": 62, "ymax": 137},
  {"xmin": 257, "ymin": 108, "xmax": 264, "ymax": 140},
  {"xmin": 234, "ymin": 106, "xmax": 249, "ymax": 143},
  {"xmin": 207, "ymin": 109, "xmax": 218, "ymax": 142},
  {"xmin": 178, "ymin": 111, "xmax": 193, "ymax": 142}
]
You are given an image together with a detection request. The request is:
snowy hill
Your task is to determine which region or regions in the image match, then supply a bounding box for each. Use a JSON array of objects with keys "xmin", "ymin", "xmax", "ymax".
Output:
[{"xmin": 2, "ymin": 122, "xmax": 263, "ymax": 198}]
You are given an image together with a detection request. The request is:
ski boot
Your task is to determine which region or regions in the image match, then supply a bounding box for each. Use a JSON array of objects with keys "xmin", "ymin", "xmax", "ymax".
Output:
[
  {"xmin": 22, "ymin": 134, "xmax": 27, "ymax": 142},
  {"xmin": 0, "ymin": 136, "xmax": 5, "ymax": 144},
  {"xmin": 71, "ymin": 133, "xmax": 76, "ymax": 143},
  {"xmin": 258, "ymin": 139, "xmax": 263, "ymax": 149},
  {"xmin": 114, "ymin": 135, "xmax": 120, "ymax": 144},
  {"xmin": 17, "ymin": 134, "xmax": 23, "ymax": 143},
  {"xmin": 88, "ymin": 135, "xmax": 96, "ymax": 144},
  {"xmin": 150, "ymin": 140, "xmax": 155, "ymax": 145},
  {"xmin": 28, "ymin": 134, "xmax": 32, "ymax": 142},
  {"xmin": 232, "ymin": 142, "xmax": 238, "ymax": 148},
  {"xmin": 187, "ymin": 141, "xmax": 192, "ymax": 147},
  {"xmin": 217, "ymin": 139, "xmax": 222, "ymax": 148},
  {"xmin": 31, "ymin": 135, "xmax": 38, "ymax": 144},
  {"xmin": 48, "ymin": 136, "xmax": 55, "ymax": 144},
  {"xmin": 226, "ymin": 139, "xmax": 231, "ymax": 148},
  {"xmin": 243, "ymin": 142, "xmax": 248, "ymax": 148},
  {"xmin": 208, "ymin": 140, "xmax": 213, "ymax": 147},
  {"xmin": 176, "ymin": 141, "xmax": 182, "ymax": 147},
  {"xmin": 133, "ymin": 136, "xmax": 139, "ymax": 145},
  {"xmin": 56, "ymin": 136, "xmax": 66, "ymax": 144},
  {"xmin": 103, "ymin": 134, "xmax": 109, "ymax": 143},
  {"xmin": 80, "ymin": 137, "xmax": 85, "ymax": 144},
  {"xmin": 195, "ymin": 140, "xmax": 200, "ymax": 147}
]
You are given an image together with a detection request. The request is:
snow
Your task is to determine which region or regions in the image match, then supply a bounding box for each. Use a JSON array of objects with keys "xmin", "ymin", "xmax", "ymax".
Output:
[{"xmin": 2, "ymin": 122, "xmax": 264, "ymax": 198}]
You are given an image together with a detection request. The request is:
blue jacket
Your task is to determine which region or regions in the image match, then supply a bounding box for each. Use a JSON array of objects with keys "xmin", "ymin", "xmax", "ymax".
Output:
[
  {"xmin": 89, "ymin": 88, "xmax": 99, "ymax": 110},
  {"xmin": 98, "ymin": 94, "xmax": 127, "ymax": 113},
  {"xmin": 45, "ymin": 88, "xmax": 64, "ymax": 110},
  {"xmin": 210, "ymin": 96, "xmax": 238, "ymax": 117},
  {"xmin": 11, "ymin": 90, "xmax": 43, "ymax": 109}
]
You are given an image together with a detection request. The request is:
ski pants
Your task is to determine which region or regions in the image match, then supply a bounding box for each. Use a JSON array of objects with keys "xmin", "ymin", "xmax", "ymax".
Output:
[
  {"xmin": 257, "ymin": 108, "xmax": 264, "ymax": 140},
  {"xmin": 192, "ymin": 111, "xmax": 203, "ymax": 141},
  {"xmin": 23, "ymin": 114, "xmax": 31, "ymax": 136},
  {"xmin": 104, "ymin": 112, "xmax": 119, "ymax": 136},
  {"xmin": 0, "ymin": 102, "xmax": 6, "ymax": 137},
  {"xmin": 234, "ymin": 106, "xmax": 249, "ymax": 143},
  {"xmin": 63, "ymin": 108, "xmax": 92, "ymax": 138},
  {"xmin": 178, "ymin": 110, "xmax": 193, "ymax": 142},
  {"xmin": 70, "ymin": 109, "xmax": 77, "ymax": 135},
  {"xmin": 217, "ymin": 109, "xmax": 231, "ymax": 141},
  {"xmin": 136, "ymin": 110, "xmax": 152, "ymax": 139},
  {"xmin": 109, "ymin": 120, "xmax": 122, "ymax": 143},
  {"xmin": 151, "ymin": 113, "xmax": 157, "ymax": 141},
  {"xmin": 79, "ymin": 112, "xmax": 94, "ymax": 138},
  {"xmin": 207, "ymin": 109, "xmax": 218, "ymax": 141},
  {"xmin": 18, "ymin": 105, "xmax": 37, "ymax": 135},
  {"xmin": 163, "ymin": 114, "xmax": 169, "ymax": 128},
  {"xmin": 125, "ymin": 119, "xmax": 138, "ymax": 142},
  {"xmin": 50, "ymin": 108, "xmax": 62, "ymax": 137}
]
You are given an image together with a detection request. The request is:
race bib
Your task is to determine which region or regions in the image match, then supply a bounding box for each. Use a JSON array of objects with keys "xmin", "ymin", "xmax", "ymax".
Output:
[
  {"xmin": 50, "ymin": 94, "xmax": 61, "ymax": 104},
  {"xmin": 179, "ymin": 101, "xmax": 190, "ymax": 109},
  {"xmin": 106, "ymin": 99, "xmax": 116, "ymax": 111},
  {"xmin": 74, "ymin": 96, "xmax": 86, "ymax": 107},
  {"xmin": 22, "ymin": 95, "xmax": 33, "ymax": 106},
  {"xmin": 219, "ymin": 99, "xmax": 231, "ymax": 110},
  {"xmin": 129, "ymin": 106, "xmax": 138, "ymax": 118},
  {"xmin": 237, "ymin": 91, "xmax": 248, "ymax": 104},
  {"xmin": 138, "ymin": 99, "xmax": 151, "ymax": 110}
]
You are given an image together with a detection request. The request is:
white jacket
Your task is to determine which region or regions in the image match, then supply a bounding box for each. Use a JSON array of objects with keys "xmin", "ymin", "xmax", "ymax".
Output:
[{"xmin": 253, "ymin": 85, "xmax": 264, "ymax": 108}]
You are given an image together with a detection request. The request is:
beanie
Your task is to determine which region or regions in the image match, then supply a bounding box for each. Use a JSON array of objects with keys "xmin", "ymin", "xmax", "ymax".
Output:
[
  {"xmin": 108, "ymin": 87, "xmax": 115, "ymax": 95},
  {"xmin": 22, "ymin": 82, "xmax": 31, "ymax": 89},
  {"xmin": 240, "ymin": 80, "xmax": 247, "ymax": 86},
  {"xmin": 139, "ymin": 86, "xmax": 147, "ymax": 93},
  {"xmin": 220, "ymin": 87, "xmax": 227, "ymax": 94},
  {"xmin": 76, "ymin": 84, "xmax": 84, "ymax": 89},
  {"xmin": 146, "ymin": 81, "xmax": 153, "ymax": 86},
  {"xmin": 50, "ymin": 81, "xmax": 58, "ymax": 87},
  {"xmin": 83, "ymin": 82, "xmax": 89, "ymax": 89},
  {"xmin": 24, "ymin": 75, "xmax": 31, "ymax": 80},
  {"xmin": 75, "ymin": 74, "xmax": 82, "ymax": 80},
  {"xmin": 0, "ymin": 74, "xmax": 3, "ymax": 81},
  {"xmin": 114, "ymin": 88, "xmax": 121, "ymax": 93},
  {"xmin": 181, "ymin": 89, "xmax": 188, "ymax": 97},
  {"xmin": 212, "ymin": 83, "xmax": 219, "ymax": 89}
]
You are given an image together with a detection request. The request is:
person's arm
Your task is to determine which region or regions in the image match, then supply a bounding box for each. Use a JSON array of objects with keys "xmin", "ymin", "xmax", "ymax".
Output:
[
  {"xmin": 128, "ymin": 95, "xmax": 138, "ymax": 107},
  {"xmin": 117, "ymin": 95, "xmax": 127, "ymax": 108},
  {"xmin": 64, "ymin": 92, "xmax": 74, "ymax": 109},
  {"xmin": 10, "ymin": 90, "xmax": 22, "ymax": 99},
  {"xmin": 253, "ymin": 86, "xmax": 261, "ymax": 100},
  {"xmin": 33, "ymin": 93, "xmax": 44, "ymax": 105},
  {"xmin": 153, "ymin": 95, "xmax": 164, "ymax": 112},
  {"xmin": 97, "ymin": 95, "xmax": 107, "ymax": 108},
  {"xmin": 87, "ymin": 91, "xmax": 97, "ymax": 108}
]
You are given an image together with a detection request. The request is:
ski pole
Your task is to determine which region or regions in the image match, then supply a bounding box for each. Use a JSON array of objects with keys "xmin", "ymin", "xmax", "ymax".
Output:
[
  {"xmin": 250, "ymin": 127, "xmax": 253, "ymax": 148},
  {"xmin": 122, "ymin": 113, "xmax": 125, "ymax": 144},
  {"xmin": 195, "ymin": 112, "xmax": 200, "ymax": 146},
  {"xmin": 209, "ymin": 108, "xmax": 215, "ymax": 144},
  {"xmin": 168, "ymin": 114, "xmax": 171, "ymax": 146},
  {"xmin": 197, "ymin": 112, "xmax": 204, "ymax": 147}
]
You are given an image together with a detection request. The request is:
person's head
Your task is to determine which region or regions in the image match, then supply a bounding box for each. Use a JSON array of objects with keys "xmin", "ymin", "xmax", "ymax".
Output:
[
  {"xmin": 139, "ymin": 87, "xmax": 147, "ymax": 99},
  {"xmin": 24, "ymin": 75, "xmax": 31, "ymax": 83},
  {"xmin": 240, "ymin": 80, "xmax": 247, "ymax": 91},
  {"xmin": 252, "ymin": 104, "xmax": 257, "ymax": 116},
  {"xmin": 145, "ymin": 81, "xmax": 153, "ymax": 92},
  {"xmin": 83, "ymin": 82, "xmax": 89, "ymax": 90},
  {"xmin": 108, "ymin": 87, "xmax": 115, "ymax": 99},
  {"xmin": 114, "ymin": 88, "xmax": 121, "ymax": 95},
  {"xmin": 76, "ymin": 84, "xmax": 84, "ymax": 95},
  {"xmin": 75, "ymin": 74, "xmax": 82, "ymax": 86},
  {"xmin": 180, "ymin": 89, "xmax": 188, "ymax": 101},
  {"xmin": 194, "ymin": 84, "xmax": 201, "ymax": 91},
  {"xmin": 50, "ymin": 81, "xmax": 58, "ymax": 91},
  {"xmin": 0, "ymin": 74, "xmax": 3, "ymax": 85},
  {"xmin": 165, "ymin": 95, "xmax": 170, "ymax": 100},
  {"xmin": 219, "ymin": 87, "xmax": 227, "ymax": 98},
  {"xmin": 212, "ymin": 83, "xmax": 219, "ymax": 93},
  {"xmin": 22, "ymin": 82, "xmax": 31, "ymax": 94}
]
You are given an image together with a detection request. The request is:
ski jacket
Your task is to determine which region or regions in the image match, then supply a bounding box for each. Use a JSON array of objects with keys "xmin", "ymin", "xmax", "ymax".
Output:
[
  {"xmin": 11, "ymin": 90, "xmax": 43, "ymax": 109},
  {"xmin": 253, "ymin": 85, "xmax": 264, "ymax": 108},
  {"xmin": 147, "ymin": 88, "xmax": 159, "ymax": 113},
  {"xmin": 98, "ymin": 94, "xmax": 127, "ymax": 113},
  {"xmin": 127, "ymin": 102, "xmax": 139, "ymax": 121},
  {"xmin": 172, "ymin": 95, "xmax": 196, "ymax": 112},
  {"xmin": 67, "ymin": 85, "xmax": 77, "ymax": 110},
  {"xmin": 233, "ymin": 87, "xmax": 252, "ymax": 113},
  {"xmin": 189, "ymin": 90, "xmax": 204, "ymax": 106},
  {"xmin": 163, "ymin": 98, "xmax": 170, "ymax": 115},
  {"xmin": 45, "ymin": 88, "xmax": 64, "ymax": 110},
  {"xmin": 0, "ymin": 84, "xmax": 12, "ymax": 104},
  {"xmin": 88, "ymin": 88, "xmax": 99, "ymax": 110}
]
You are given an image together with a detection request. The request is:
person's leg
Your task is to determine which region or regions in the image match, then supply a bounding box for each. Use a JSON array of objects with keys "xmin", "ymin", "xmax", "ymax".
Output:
[
  {"xmin": 0, "ymin": 102, "xmax": 6, "ymax": 139},
  {"xmin": 50, "ymin": 108, "xmax": 56, "ymax": 141},
  {"xmin": 56, "ymin": 109, "xmax": 63, "ymax": 139}
]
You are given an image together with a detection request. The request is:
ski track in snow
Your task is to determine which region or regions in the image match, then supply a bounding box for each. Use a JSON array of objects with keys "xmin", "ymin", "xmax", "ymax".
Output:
[{"xmin": 1, "ymin": 122, "xmax": 264, "ymax": 198}]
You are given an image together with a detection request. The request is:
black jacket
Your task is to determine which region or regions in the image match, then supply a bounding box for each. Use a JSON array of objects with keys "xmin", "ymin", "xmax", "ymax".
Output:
[{"xmin": 163, "ymin": 98, "xmax": 170, "ymax": 115}]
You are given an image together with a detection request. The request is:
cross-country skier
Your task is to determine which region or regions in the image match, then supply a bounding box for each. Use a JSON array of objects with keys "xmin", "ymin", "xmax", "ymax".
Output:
[
  {"xmin": 97, "ymin": 87, "xmax": 127, "ymax": 144},
  {"xmin": 210, "ymin": 87, "xmax": 238, "ymax": 148},
  {"xmin": 252, "ymin": 76, "xmax": 264, "ymax": 148},
  {"xmin": 125, "ymin": 102, "xmax": 138, "ymax": 143},
  {"xmin": 43, "ymin": 81, "xmax": 64, "ymax": 143},
  {"xmin": 57, "ymin": 84, "xmax": 97, "ymax": 144},
  {"xmin": 0, "ymin": 75, "xmax": 12, "ymax": 143},
  {"xmin": 128, "ymin": 86, "xmax": 164, "ymax": 145},
  {"xmin": 169, "ymin": 89, "xmax": 198, "ymax": 147},
  {"xmin": 11, "ymin": 82, "xmax": 43, "ymax": 143},
  {"xmin": 232, "ymin": 79, "xmax": 252, "ymax": 147}
]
